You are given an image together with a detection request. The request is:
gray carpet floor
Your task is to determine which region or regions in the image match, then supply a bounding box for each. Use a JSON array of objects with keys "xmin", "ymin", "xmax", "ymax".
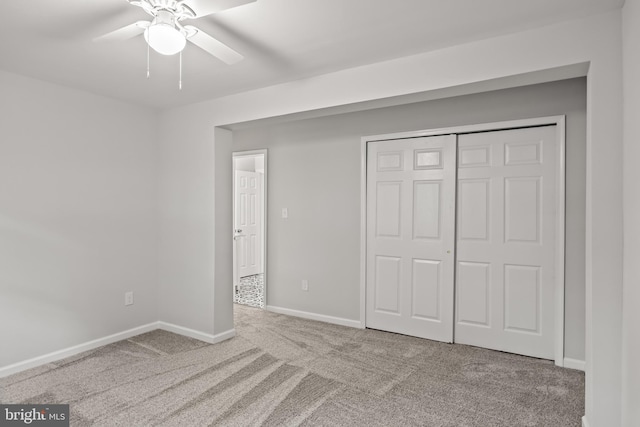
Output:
[{"xmin": 1, "ymin": 304, "xmax": 584, "ymax": 426}]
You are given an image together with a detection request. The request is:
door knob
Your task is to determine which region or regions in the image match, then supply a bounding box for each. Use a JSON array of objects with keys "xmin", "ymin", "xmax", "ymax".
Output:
[{"xmin": 234, "ymin": 229, "xmax": 243, "ymax": 233}]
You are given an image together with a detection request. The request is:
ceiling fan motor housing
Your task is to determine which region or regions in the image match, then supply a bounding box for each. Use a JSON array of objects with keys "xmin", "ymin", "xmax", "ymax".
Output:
[
  {"xmin": 154, "ymin": 10, "xmax": 178, "ymax": 26},
  {"xmin": 130, "ymin": 0, "xmax": 196, "ymax": 20}
]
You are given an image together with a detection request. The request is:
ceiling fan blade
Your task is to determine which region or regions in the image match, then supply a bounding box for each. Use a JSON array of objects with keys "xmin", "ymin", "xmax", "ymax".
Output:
[
  {"xmin": 183, "ymin": 0, "xmax": 256, "ymax": 18},
  {"xmin": 184, "ymin": 25, "xmax": 244, "ymax": 64},
  {"xmin": 93, "ymin": 21, "xmax": 149, "ymax": 42}
]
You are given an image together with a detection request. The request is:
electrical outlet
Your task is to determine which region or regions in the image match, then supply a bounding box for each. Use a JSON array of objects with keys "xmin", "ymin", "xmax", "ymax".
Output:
[
  {"xmin": 282, "ymin": 208, "xmax": 288, "ymax": 219},
  {"xmin": 125, "ymin": 291, "xmax": 134, "ymax": 306},
  {"xmin": 301, "ymin": 280, "xmax": 309, "ymax": 291}
]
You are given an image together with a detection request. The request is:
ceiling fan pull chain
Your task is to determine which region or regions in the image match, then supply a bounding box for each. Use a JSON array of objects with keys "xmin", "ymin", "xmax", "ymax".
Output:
[
  {"xmin": 179, "ymin": 50, "xmax": 183, "ymax": 90},
  {"xmin": 146, "ymin": 31, "xmax": 151, "ymax": 78}
]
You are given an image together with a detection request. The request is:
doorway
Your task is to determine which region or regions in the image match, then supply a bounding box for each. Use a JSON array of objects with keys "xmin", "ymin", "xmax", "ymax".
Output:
[
  {"xmin": 363, "ymin": 117, "xmax": 565, "ymax": 364},
  {"xmin": 232, "ymin": 150, "xmax": 267, "ymax": 308}
]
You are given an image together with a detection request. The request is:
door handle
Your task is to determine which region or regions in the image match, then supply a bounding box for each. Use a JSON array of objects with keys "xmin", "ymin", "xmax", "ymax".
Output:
[{"xmin": 234, "ymin": 229, "xmax": 243, "ymax": 233}]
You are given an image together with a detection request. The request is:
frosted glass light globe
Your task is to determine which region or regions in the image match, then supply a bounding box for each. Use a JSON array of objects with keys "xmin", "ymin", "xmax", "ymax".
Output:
[{"xmin": 144, "ymin": 23, "xmax": 186, "ymax": 56}]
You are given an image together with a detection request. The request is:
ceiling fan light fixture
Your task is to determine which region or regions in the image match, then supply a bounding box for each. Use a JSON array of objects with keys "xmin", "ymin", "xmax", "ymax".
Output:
[{"xmin": 143, "ymin": 11, "xmax": 186, "ymax": 56}]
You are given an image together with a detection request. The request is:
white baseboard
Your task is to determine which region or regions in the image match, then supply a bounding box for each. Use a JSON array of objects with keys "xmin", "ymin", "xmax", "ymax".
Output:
[
  {"xmin": 1, "ymin": 322, "xmax": 236, "ymax": 379},
  {"xmin": 158, "ymin": 321, "xmax": 235, "ymax": 344},
  {"xmin": 563, "ymin": 357, "xmax": 586, "ymax": 371},
  {"xmin": 212, "ymin": 328, "xmax": 236, "ymax": 343},
  {"xmin": 266, "ymin": 305, "xmax": 361, "ymax": 329},
  {"xmin": 582, "ymin": 415, "xmax": 589, "ymax": 427},
  {"xmin": 0, "ymin": 322, "xmax": 158, "ymax": 378}
]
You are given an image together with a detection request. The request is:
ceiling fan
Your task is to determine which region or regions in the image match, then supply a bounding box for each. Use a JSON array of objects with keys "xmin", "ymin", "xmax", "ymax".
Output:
[{"xmin": 95, "ymin": 0, "xmax": 256, "ymax": 64}]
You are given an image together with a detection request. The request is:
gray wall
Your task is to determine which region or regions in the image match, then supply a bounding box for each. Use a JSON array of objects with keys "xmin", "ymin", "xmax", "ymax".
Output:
[
  {"xmin": 235, "ymin": 157, "xmax": 257, "ymax": 172},
  {"xmin": 0, "ymin": 70, "xmax": 159, "ymax": 367},
  {"xmin": 232, "ymin": 78, "xmax": 586, "ymax": 360},
  {"xmin": 622, "ymin": 1, "xmax": 640, "ymax": 421}
]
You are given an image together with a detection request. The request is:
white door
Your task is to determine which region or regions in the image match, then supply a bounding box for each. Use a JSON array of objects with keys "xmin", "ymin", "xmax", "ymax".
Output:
[
  {"xmin": 366, "ymin": 135, "xmax": 457, "ymax": 342},
  {"xmin": 455, "ymin": 126, "xmax": 558, "ymax": 359},
  {"xmin": 235, "ymin": 170, "xmax": 262, "ymax": 278}
]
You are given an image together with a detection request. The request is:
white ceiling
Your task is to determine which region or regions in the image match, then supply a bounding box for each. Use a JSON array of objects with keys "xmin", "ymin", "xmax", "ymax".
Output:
[{"xmin": 0, "ymin": 0, "xmax": 623, "ymax": 110}]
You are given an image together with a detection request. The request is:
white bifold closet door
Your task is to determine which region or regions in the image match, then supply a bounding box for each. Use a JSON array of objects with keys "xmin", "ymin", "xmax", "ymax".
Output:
[
  {"xmin": 455, "ymin": 126, "xmax": 558, "ymax": 359},
  {"xmin": 366, "ymin": 135, "xmax": 457, "ymax": 343},
  {"xmin": 366, "ymin": 125, "xmax": 559, "ymax": 360}
]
